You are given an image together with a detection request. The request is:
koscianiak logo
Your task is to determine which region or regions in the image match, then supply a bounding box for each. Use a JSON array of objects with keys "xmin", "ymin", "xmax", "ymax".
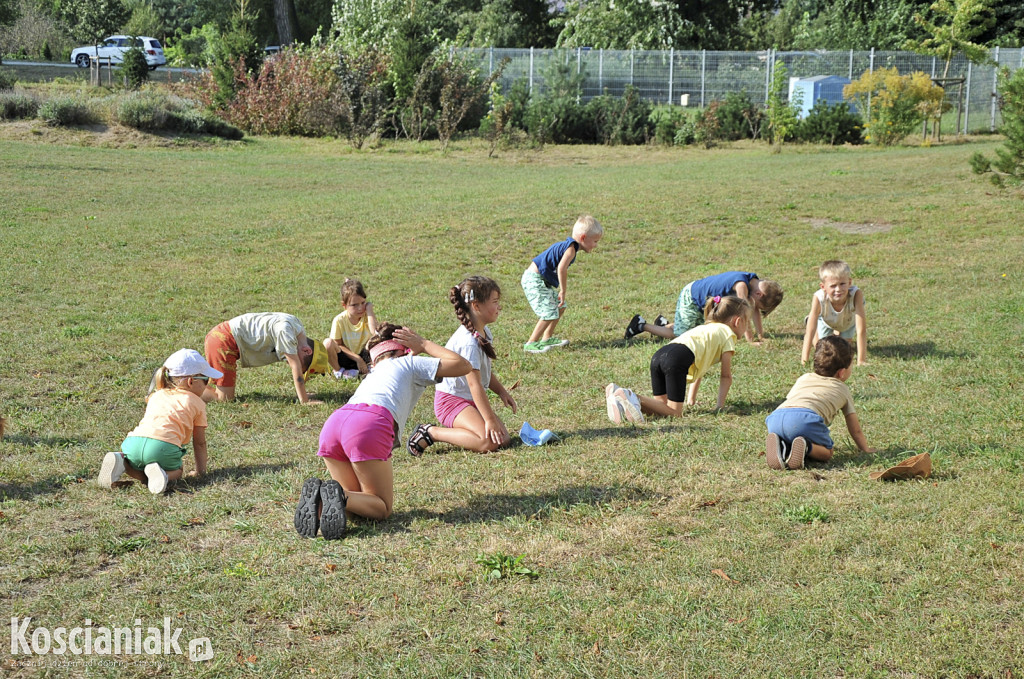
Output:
[{"xmin": 10, "ymin": 617, "xmax": 213, "ymax": 663}]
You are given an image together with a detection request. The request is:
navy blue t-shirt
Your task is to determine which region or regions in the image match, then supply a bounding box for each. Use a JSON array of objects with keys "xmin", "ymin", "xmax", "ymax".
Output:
[
  {"xmin": 532, "ymin": 237, "xmax": 580, "ymax": 288},
  {"xmin": 687, "ymin": 271, "xmax": 758, "ymax": 309}
]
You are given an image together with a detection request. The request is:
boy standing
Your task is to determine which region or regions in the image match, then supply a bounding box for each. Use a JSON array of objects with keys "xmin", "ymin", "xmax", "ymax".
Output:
[
  {"xmin": 521, "ymin": 215, "xmax": 603, "ymax": 353},
  {"xmin": 765, "ymin": 336, "xmax": 876, "ymax": 470},
  {"xmin": 801, "ymin": 260, "xmax": 867, "ymax": 366}
]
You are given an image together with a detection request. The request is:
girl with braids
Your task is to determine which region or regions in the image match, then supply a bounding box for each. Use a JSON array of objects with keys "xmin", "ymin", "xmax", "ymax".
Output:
[
  {"xmin": 606, "ymin": 296, "xmax": 751, "ymax": 424},
  {"xmin": 407, "ymin": 276, "xmax": 518, "ymax": 455},
  {"xmin": 295, "ymin": 324, "xmax": 469, "ymax": 537}
]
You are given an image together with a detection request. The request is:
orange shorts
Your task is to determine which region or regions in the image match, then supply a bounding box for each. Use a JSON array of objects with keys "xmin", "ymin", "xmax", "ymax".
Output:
[{"xmin": 204, "ymin": 321, "xmax": 239, "ymax": 388}]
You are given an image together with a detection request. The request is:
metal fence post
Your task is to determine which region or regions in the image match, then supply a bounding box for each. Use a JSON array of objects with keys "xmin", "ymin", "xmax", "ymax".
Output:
[
  {"xmin": 764, "ymin": 48, "xmax": 773, "ymax": 104},
  {"xmin": 848, "ymin": 49, "xmax": 853, "ymax": 79},
  {"xmin": 599, "ymin": 48, "xmax": 603, "ymax": 94},
  {"xmin": 630, "ymin": 49, "xmax": 634, "ymax": 88},
  {"xmin": 488, "ymin": 46, "xmax": 493, "ymax": 76},
  {"xmin": 964, "ymin": 60, "xmax": 972, "ymax": 134},
  {"xmin": 869, "ymin": 47, "xmax": 874, "ymax": 74},
  {"xmin": 576, "ymin": 47, "xmax": 580, "ymax": 74},
  {"xmin": 668, "ymin": 48, "xmax": 674, "ymax": 105},
  {"xmin": 930, "ymin": 56, "xmax": 936, "ymax": 78},
  {"xmin": 991, "ymin": 47, "xmax": 999, "ymax": 131},
  {"xmin": 529, "ymin": 46, "xmax": 534, "ymax": 95},
  {"xmin": 700, "ymin": 49, "xmax": 706, "ymax": 108}
]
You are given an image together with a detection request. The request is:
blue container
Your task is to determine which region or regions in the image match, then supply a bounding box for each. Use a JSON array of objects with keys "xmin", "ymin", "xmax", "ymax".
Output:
[{"xmin": 789, "ymin": 75, "xmax": 852, "ymax": 118}]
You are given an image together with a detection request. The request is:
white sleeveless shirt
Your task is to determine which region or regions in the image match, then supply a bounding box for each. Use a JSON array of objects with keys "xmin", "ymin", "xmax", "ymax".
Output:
[{"xmin": 815, "ymin": 286, "xmax": 859, "ymax": 332}]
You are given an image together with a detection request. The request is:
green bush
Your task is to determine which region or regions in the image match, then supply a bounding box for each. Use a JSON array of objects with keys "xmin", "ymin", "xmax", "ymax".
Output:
[
  {"xmin": 797, "ymin": 101, "xmax": 863, "ymax": 145},
  {"xmin": 650, "ymin": 105, "xmax": 688, "ymax": 145},
  {"xmin": 0, "ymin": 68, "xmax": 17, "ymax": 90},
  {"xmin": 118, "ymin": 45, "xmax": 150, "ymax": 90},
  {"xmin": 0, "ymin": 92, "xmax": 38, "ymax": 120},
  {"xmin": 971, "ymin": 67, "xmax": 1024, "ymax": 187},
  {"xmin": 116, "ymin": 91, "xmax": 167, "ymax": 130},
  {"xmin": 38, "ymin": 95, "xmax": 95, "ymax": 126},
  {"xmin": 525, "ymin": 60, "xmax": 587, "ymax": 145},
  {"xmin": 584, "ymin": 86, "xmax": 652, "ymax": 145},
  {"xmin": 708, "ymin": 91, "xmax": 762, "ymax": 141}
]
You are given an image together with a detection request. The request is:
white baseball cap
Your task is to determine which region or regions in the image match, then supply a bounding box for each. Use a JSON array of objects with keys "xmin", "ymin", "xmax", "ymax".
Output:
[{"xmin": 164, "ymin": 348, "xmax": 223, "ymax": 379}]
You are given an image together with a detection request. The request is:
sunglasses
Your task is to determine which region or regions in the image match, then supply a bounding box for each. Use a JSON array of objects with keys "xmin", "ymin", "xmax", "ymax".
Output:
[{"xmin": 191, "ymin": 375, "xmax": 211, "ymax": 384}]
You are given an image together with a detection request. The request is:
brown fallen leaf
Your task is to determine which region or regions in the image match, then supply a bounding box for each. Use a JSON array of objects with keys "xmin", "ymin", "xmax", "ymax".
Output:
[
  {"xmin": 592, "ymin": 641, "xmax": 600, "ymax": 655},
  {"xmin": 237, "ymin": 420, "xmax": 253, "ymax": 429},
  {"xmin": 991, "ymin": 542, "xmax": 1001, "ymax": 550},
  {"xmin": 324, "ymin": 563, "xmax": 337, "ymax": 572},
  {"xmin": 728, "ymin": 617, "xmax": 748, "ymax": 624},
  {"xmin": 509, "ymin": 379, "xmax": 522, "ymax": 391},
  {"xmin": 159, "ymin": 535, "xmax": 170, "ymax": 543},
  {"xmin": 494, "ymin": 611, "xmax": 504, "ymax": 626},
  {"xmin": 711, "ymin": 568, "xmax": 738, "ymax": 583}
]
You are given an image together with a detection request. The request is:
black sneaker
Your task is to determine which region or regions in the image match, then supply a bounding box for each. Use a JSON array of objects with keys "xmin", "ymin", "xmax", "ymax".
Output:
[
  {"xmin": 624, "ymin": 314, "xmax": 646, "ymax": 340},
  {"xmin": 654, "ymin": 315, "xmax": 669, "ymax": 327},
  {"xmin": 319, "ymin": 480, "xmax": 348, "ymax": 540},
  {"xmin": 294, "ymin": 478, "xmax": 322, "ymax": 538}
]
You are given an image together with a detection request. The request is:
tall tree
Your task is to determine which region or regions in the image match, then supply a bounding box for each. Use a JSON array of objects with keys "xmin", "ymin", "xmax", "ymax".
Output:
[
  {"xmin": 0, "ymin": 0, "xmax": 17, "ymax": 64},
  {"xmin": 59, "ymin": 0, "xmax": 130, "ymax": 43},
  {"xmin": 271, "ymin": 0, "xmax": 297, "ymax": 45}
]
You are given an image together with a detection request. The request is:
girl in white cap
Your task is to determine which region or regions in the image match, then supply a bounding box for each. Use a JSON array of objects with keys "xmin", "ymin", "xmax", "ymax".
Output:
[{"xmin": 98, "ymin": 349, "xmax": 222, "ymax": 494}]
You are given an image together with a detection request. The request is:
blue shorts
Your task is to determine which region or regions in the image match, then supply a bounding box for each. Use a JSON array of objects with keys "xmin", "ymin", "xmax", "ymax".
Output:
[{"xmin": 765, "ymin": 408, "xmax": 834, "ymax": 449}]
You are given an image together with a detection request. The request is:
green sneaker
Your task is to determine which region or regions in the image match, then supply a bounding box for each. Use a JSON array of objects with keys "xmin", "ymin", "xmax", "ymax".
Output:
[
  {"xmin": 539, "ymin": 337, "xmax": 569, "ymax": 348},
  {"xmin": 524, "ymin": 341, "xmax": 550, "ymax": 354}
]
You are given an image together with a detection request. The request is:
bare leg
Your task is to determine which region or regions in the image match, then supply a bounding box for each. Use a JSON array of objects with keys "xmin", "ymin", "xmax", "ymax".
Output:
[
  {"xmin": 428, "ymin": 407, "xmax": 503, "ymax": 453},
  {"xmin": 808, "ymin": 443, "xmax": 833, "ymax": 462},
  {"xmin": 643, "ymin": 323, "xmax": 675, "ymax": 340},
  {"xmin": 323, "ymin": 338, "xmax": 341, "ymax": 372},
  {"xmin": 166, "ymin": 469, "xmax": 183, "ymax": 482},
  {"xmin": 637, "ymin": 393, "xmax": 686, "ymax": 418},
  {"xmin": 202, "ymin": 385, "xmax": 235, "ymax": 403},
  {"xmin": 528, "ymin": 318, "xmax": 558, "ymax": 344},
  {"xmin": 123, "ymin": 461, "xmax": 146, "ymax": 483},
  {"xmin": 323, "ymin": 457, "xmax": 394, "ymax": 520}
]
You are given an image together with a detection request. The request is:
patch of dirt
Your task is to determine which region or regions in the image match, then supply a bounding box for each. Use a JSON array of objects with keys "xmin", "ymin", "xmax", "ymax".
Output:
[
  {"xmin": 0, "ymin": 120, "xmax": 236, "ymax": 149},
  {"xmin": 802, "ymin": 217, "xmax": 893, "ymax": 234}
]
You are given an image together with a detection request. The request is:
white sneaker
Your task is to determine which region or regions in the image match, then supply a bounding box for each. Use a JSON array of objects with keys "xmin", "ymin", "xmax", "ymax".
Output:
[
  {"xmin": 145, "ymin": 463, "xmax": 168, "ymax": 494},
  {"xmin": 341, "ymin": 369, "xmax": 360, "ymax": 379},
  {"xmin": 98, "ymin": 452, "xmax": 125, "ymax": 488},
  {"xmin": 616, "ymin": 387, "xmax": 646, "ymax": 424},
  {"xmin": 605, "ymin": 383, "xmax": 624, "ymax": 424}
]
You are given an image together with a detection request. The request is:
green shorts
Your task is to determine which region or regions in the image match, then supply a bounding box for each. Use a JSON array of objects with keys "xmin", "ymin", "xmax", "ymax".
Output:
[
  {"xmin": 673, "ymin": 282, "xmax": 705, "ymax": 337},
  {"xmin": 521, "ymin": 269, "xmax": 561, "ymax": 321},
  {"xmin": 121, "ymin": 436, "xmax": 185, "ymax": 471}
]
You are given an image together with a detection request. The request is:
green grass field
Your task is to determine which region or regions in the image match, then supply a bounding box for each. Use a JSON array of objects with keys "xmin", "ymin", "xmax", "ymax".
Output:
[{"xmin": 1, "ymin": 131, "xmax": 1023, "ymax": 677}]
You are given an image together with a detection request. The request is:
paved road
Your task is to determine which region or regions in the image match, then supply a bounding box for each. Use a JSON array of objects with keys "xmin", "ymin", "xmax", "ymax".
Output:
[{"xmin": 3, "ymin": 59, "xmax": 200, "ymax": 74}]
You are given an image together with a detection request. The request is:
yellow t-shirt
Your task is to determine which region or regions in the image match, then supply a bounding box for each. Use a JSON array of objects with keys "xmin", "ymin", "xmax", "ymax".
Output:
[
  {"xmin": 671, "ymin": 322, "xmax": 737, "ymax": 384},
  {"xmin": 128, "ymin": 388, "xmax": 208, "ymax": 447},
  {"xmin": 330, "ymin": 311, "xmax": 371, "ymax": 354},
  {"xmin": 777, "ymin": 373, "xmax": 854, "ymax": 426}
]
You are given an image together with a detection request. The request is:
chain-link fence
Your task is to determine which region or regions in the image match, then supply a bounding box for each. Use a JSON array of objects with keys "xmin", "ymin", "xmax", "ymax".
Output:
[{"xmin": 458, "ymin": 47, "xmax": 1024, "ymax": 133}]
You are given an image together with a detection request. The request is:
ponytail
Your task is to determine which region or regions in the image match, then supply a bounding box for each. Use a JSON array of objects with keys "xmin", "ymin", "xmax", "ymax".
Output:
[
  {"xmin": 148, "ymin": 366, "xmax": 179, "ymax": 394},
  {"xmin": 450, "ymin": 276, "xmax": 500, "ymax": 360},
  {"xmin": 703, "ymin": 295, "xmax": 752, "ymax": 325}
]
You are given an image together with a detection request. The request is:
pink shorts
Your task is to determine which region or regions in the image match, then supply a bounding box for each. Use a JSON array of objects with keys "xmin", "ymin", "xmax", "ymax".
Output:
[
  {"xmin": 434, "ymin": 391, "xmax": 476, "ymax": 428},
  {"xmin": 318, "ymin": 403, "xmax": 395, "ymax": 463}
]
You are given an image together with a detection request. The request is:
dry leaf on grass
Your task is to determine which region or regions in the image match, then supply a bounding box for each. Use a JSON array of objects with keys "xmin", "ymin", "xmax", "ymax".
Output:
[{"xmin": 711, "ymin": 568, "xmax": 738, "ymax": 583}]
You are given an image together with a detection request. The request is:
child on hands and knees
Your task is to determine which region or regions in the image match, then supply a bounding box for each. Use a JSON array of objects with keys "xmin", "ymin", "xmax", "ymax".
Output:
[
  {"xmin": 408, "ymin": 277, "xmax": 518, "ymax": 455},
  {"xmin": 607, "ymin": 297, "xmax": 751, "ymax": 424},
  {"xmin": 766, "ymin": 336, "xmax": 876, "ymax": 471},
  {"xmin": 521, "ymin": 215, "xmax": 602, "ymax": 353},
  {"xmin": 294, "ymin": 324, "xmax": 470, "ymax": 539},
  {"xmin": 324, "ymin": 278, "xmax": 378, "ymax": 380},
  {"xmin": 626, "ymin": 271, "xmax": 782, "ymax": 346},
  {"xmin": 98, "ymin": 349, "xmax": 221, "ymax": 494},
  {"xmin": 801, "ymin": 260, "xmax": 868, "ymax": 367}
]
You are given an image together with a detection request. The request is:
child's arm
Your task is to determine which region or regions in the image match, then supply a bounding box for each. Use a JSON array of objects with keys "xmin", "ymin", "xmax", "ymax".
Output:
[
  {"xmin": 393, "ymin": 327, "xmax": 471, "ymax": 378},
  {"xmin": 687, "ymin": 377, "xmax": 701, "ymax": 406},
  {"xmin": 365, "ymin": 302, "xmax": 378, "ymax": 335},
  {"xmin": 489, "ymin": 374, "xmax": 517, "ymax": 413},
  {"xmin": 283, "ymin": 353, "xmax": 322, "ymax": 405},
  {"xmin": 843, "ymin": 411, "xmax": 876, "ymax": 453},
  {"xmin": 715, "ymin": 351, "xmax": 734, "ymax": 410},
  {"xmin": 555, "ymin": 247, "xmax": 576, "ymax": 306},
  {"xmin": 468, "ymin": 370, "xmax": 509, "ymax": 446},
  {"xmin": 732, "ymin": 281, "xmax": 761, "ymax": 344},
  {"xmin": 338, "ymin": 344, "xmax": 369, "ymax": 374},
  {"xmin": 853, "ymin": 289, "xmax": 868, "ymax": 366},
  {"xmin": 801, "ymin": 295, "xmax": 823, "ymax": 364},
  {"xmin": 188, "ymin": 426, "xmax": 207, "ymax": 477}
]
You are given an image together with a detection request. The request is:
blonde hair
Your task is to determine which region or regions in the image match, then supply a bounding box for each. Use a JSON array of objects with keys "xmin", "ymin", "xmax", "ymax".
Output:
[
  {"xmin": 703, "ymin": 295, "xmax": 752, "ymax": 325},
  {"xmin": 819, "ymin": 260, "xmax": 852, "ymax": 282},
  {"xmin": 757, "ymin": 279, "xmax": 784, "ymax": 315},
  {"xmin": 149, "ymin": 366, "xmax": 187, "ymax": 393},
  {"xmin": 572, "ymin": 214, "xmax": 603, "ymax": 239}
]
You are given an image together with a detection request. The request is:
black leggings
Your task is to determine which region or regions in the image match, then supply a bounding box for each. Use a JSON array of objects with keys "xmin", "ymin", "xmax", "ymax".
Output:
[
  {"xmin": 338, "ymin": 349, "xmax": 371, "ymax": 371},
  {"xmin": 650, "ymin": 343, "xmax": 695, "ymax": 403}
]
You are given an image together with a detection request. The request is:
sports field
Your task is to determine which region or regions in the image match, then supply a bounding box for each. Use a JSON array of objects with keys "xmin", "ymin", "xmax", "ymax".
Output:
[{"xmin": 1, "ymin": 132, "xmax": 1022, "ymax": 677}]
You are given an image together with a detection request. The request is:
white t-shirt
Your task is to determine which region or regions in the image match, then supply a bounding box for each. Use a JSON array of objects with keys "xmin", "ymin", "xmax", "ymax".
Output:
[
  {"xmin": 815, "ymin": 285, "xmax": 860, "ymax": 333},
  {"xmin": 348, "ymin": 355, "xmax": 441, "ymax": 439},
  {"xmin": 437, "ymin": 325, "xmax": 492, "ymax": 401},
  {"xmin": 228, "ymin": 313, "xmax": 304, "ymax": 368}
]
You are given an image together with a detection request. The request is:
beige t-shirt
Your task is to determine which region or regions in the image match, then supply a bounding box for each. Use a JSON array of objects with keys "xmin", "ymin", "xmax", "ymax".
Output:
[
  {"xmin": 670, "ymin": 322, "xmax": 737, "ymax": 384},
  {"xmin": 778, "ymin": 373, "xmax": 855, "ymax": 425},
  {"xmin": 228, "ymin": 312, "xmax": 304, "ymax": 368},
  {"xmin": 128, "ymin": 388, "xmax": 208, "ymax": 447}
]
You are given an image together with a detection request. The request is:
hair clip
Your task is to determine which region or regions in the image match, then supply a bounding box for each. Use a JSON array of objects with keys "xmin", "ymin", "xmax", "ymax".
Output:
[
  {"xmin": 464, "ymin": 289, "xmax": 475, "ymax": 304},
  {"xmin": 712, "ymin": 295, "xmax": 722, "ymax": 305}
]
